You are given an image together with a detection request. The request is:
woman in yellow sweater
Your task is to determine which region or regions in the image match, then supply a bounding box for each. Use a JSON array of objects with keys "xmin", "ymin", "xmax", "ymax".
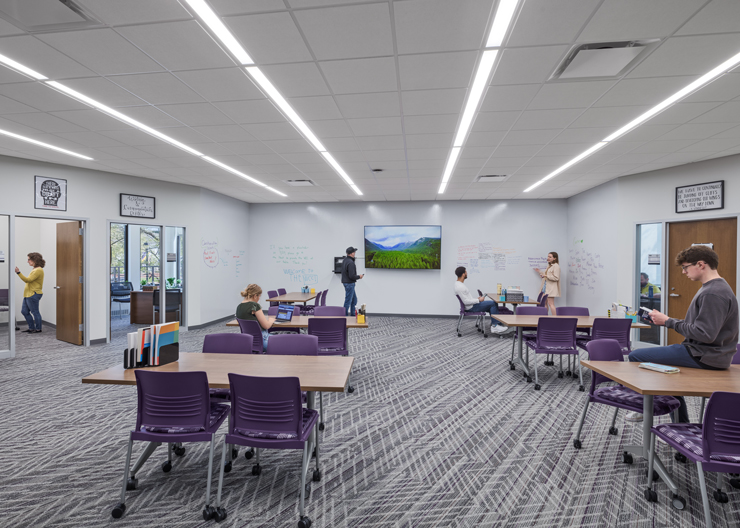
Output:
[{"xmin": 15, "ymin": 252, "xmax": 45, "ymax": 334}]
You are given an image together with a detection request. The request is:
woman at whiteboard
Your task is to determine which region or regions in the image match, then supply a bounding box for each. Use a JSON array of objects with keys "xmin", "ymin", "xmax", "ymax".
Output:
[
  {"xmin": 236, "ymin": 283, "xmax": 273, "ymax": 351},
  {"xmin": 534, "ymin": 252, "xmax": 560, "ymax": 315}
]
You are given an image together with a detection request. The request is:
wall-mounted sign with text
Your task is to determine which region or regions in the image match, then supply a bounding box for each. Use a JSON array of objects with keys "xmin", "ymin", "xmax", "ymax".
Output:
[
  {"xmin": 120, "ymin": 193, "xmax": 155, "ymax": 219},
  {"xmin": 35, "ymin": 175, "xmax": 67, "ymax": 211},
  {"xmin": 676, "ymin": 180, "xmax": 724, "ymax": 214}
]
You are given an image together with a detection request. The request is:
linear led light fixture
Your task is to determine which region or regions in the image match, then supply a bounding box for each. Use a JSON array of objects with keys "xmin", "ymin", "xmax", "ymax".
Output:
[
  {"xmin": 524, "ymin": 48, "xmax": 740, "ymax": 193},
  {"xmin": 453, "ymin": 50, "xmax": 498, "ymax": 147},
  {"xmin": 0, "ymin": 52, "xmax": 47, "ymax": 80},
  {"xmin": 487, "ymin": 0, "xmax": 520, "ymax": 48},
  {"xmin": 0, "ymin": 128, "xmax": 92, "ymax": 160},
  {"xmin": 438, "ymin": 147, "xmax": 461, "ymax": 193},
  {"xmin": 201, "ymin": 156, "xmax": 266, "ymax": 186},
  {"xmin": 180, "ymin": 0, "xmax": 253, "ymax": 65}
]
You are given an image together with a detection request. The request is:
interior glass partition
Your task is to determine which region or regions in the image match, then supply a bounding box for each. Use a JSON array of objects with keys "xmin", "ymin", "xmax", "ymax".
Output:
[
  {"xmin": 0, "ymin": 215, "xmax": 9, "ymax": 354},
  {"xmin": 162, "ymin": 226, "xmax": 185, "ymax": 327},
  {"xmin": 636, "ymin": 223, "xmax": 663, "ymax": 345}
]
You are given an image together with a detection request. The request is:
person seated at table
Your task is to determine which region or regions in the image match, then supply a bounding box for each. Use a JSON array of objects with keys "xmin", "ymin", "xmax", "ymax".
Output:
[
  {"xmin": 236, "ymin": 283, "xmax": 273, "ymax": 352},
  {"xmin": 640, "ymin": 272, "xmax": 661, "ymax": 298},
  {"xmin": 454, "ymin": 266, "xmax": 511, "ymax": 334},
  {"xmin": 627, "ymin": 246, "xmax": 738, "ymax": 423}
]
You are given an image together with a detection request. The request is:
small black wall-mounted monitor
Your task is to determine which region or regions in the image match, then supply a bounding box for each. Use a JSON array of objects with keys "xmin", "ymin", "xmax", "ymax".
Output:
[{"xmin": 334, "ymin": 256, "xmax": 344, "ymax": 274}]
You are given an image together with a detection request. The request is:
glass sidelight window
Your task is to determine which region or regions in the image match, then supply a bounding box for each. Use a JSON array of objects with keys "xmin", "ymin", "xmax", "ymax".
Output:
[
  {"xmin": 636, "ymin": 223, "xmax": 663, "ymax": 345},
  {"xmin": 0, "ymin": 215, "xmax": 9, "ymax": 354}
]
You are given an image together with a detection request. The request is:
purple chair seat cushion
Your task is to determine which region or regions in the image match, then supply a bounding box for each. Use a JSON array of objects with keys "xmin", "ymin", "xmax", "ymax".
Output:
[
  {"xmin": 654, "ymin": 423, "xmax": 740, "ymax": 463},
  {"xmin": 209, "ymin": 388, "xmax": 231, "ymax": 400},
  {"xmin": 595, "ymin": 386, "xmax": 680, "ymax": 415},
  {"xmin": 525, "ymin": 341, "xmax": 576, "ymax": 353},
  {"xmin": 234, "ymin": 408, "xmax": 317, "ymax": 439},
  {"xmin": 577, "ymin": 337, "xmax": 630, "ymax": 352},
  {"xmin": 141, "ymin": 403, "xmax": 229, "ymax": 434}
]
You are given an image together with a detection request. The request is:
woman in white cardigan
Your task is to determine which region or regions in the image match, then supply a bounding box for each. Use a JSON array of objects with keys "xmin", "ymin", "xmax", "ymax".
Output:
[{"xmin": 535, "ymin": 252, "xmax": 560, "ymax": 315}]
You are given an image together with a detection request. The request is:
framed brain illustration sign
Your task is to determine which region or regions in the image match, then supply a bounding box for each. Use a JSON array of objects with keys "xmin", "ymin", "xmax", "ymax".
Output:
[{"xmin": 34, "ymin": 175, "xmax": 67, "ymax": 211}]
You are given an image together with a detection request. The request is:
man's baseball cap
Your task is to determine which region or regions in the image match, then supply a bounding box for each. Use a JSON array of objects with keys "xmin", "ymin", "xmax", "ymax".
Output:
[{"xmin": 346, "ymin": 246, "xmax": 358, "ymax": 254}]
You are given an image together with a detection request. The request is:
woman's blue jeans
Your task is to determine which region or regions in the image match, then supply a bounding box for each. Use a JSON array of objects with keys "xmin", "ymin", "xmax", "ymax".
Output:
[{"xmin": 21, "ymin": 293, "xmax": 43, "ymax": 331}]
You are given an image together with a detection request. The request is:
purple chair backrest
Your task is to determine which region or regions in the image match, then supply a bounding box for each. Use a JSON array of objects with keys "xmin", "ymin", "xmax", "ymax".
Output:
[
  {"xmin": 591, "ymin": 318, "xmax": 632, "ymax": 350},
  {"xmin": 456, "ymin": 295, "xmax": 471, "ymax": 314},
  {"xmin": 236, "ymin": 318, "xmax": 265, "ymax": 353},
  {"xmin": 229, "ymin": 374, "xmax": 302, "ymax": 437},
  {"xmin": 203, "ymin": 333, "xmax": 253, "ymax": 354},
  {"xmin": 538, "ymin": 294, "xmax": 548, "ymax": 307},
  {"xmin": 278, "ymin": 288, "xmax": 287, "ymax": 296},
  {"xmin": 733, "ymin": 344, "xmax": 740, "ymax": 364},
  {"xmin": 314, "ymin": 306, "xmax": 346, "ymax": 317},
  {"xmin": 308, "ymin": 317, "xmax": 347, "ymax": 352},
  {"xmin": 516, "ymin": 306, "xmax": 548, "ymax": 315},
  {"xmin": 267, "ymin": 290, "xmax": 279, "ymax": 307},
  {"xmin": 267, "ymin": 334, "xmax": 319, "ymax": 356},
  {"xmin": 703, "ymin": 391, "xmax": 740, "ymax": 459},
  {"xmin": 320, "ymin": 290, "xmax": 328, "ymax": 306},
  {"xmin": 135, "ymin": 370, "xmax": 209, "ymax": 431},
  {"xmin": 537, "ymin": 292, "xmax": 544, "ymax": 302},
  {"xmin": 557, "ymin": 307, "xmax": 589, "ymax": 316},
  {"xmin": 585, "ymin": 339, "xmax": 624, "ymax": 394},
  {"xmin": 536, "ymin": 317, "xmax": 577, "ymax": 349},
  {"xmin": 268, "ymin": 305, "xmax": 300, "ymax": 316}
]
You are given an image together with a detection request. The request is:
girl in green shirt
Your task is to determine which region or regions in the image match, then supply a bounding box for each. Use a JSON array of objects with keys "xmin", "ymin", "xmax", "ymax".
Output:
[
  {"xmin": 236, "ymin": 283, "xmax": 273, "ymax": 351},
  {"xmin": 16, "ymin": 252, "xmax": 45, "ymax": 334}
]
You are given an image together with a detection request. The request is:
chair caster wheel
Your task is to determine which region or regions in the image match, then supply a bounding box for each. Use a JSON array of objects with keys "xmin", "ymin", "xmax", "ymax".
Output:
[
  {"xmin": 162, "ymin": 461, "xmax": 172, "ymax": 473},
  {"xmin": 457, "ymin": 333, "xmax": 461, "ymax": 337},
  {"xmin": 347, "ymin": 386, "xmax": 355, "ymax": 393},
  {"xmin": 623, "ymin": 452, "xmax": 633, "ymax": 464},
  {"xmin": 671, "ymin": 494, "xmax": 686, "ymax": 510},
  {"xmin": 111, "ymin": 503, "xmax": 126, "ymax": 519},
  {"xmin": 644, "ymin": 489, "xmax": 658, "ymax": 502},
  {"xmin": 484, "ymin": 333, "xmax": 488, "ymax": 338},
  {"xmin": 313, "ymin": 469, "xmax": 321, "ymax": 482},
  {"xmin": 126, "ymin": 477, "xmax": 138, "ymax": 490},
  {"xmin": 713, "ymin": 490, "xmax": 729, "ymax": 503},
  {"xmin": 318, "ymin": 423, "xmax": 325, "ymax": 431},
  {"xmin": 645, "ymin": 469, "xmax": 660, "ymax": 482},
  {"xmin": 510, "ymin": 363, "xmax": 515, "ymax": 370},
  {"xmin": 224, "ymin": 461, "xmax": 232, "ymax": 474},
  {"xmin": 557, "ymin": 372, "xmax": 564, "ymax": 379},
  {"xmin": 578, "ymin": 385, "xmax": 585, "ymax": 392},
  {"xmin": 214, "ymin": 507, "xmax": 227, "ymax": 522},
  {"xmin": 231, "ymin": 448, "xmax": 239, "ymax": 460},
  {"xmin": 298, "ymin": 516, "xmax": 312, "ymax": 528},
  {"xmin": 245, "ymin": 448, "xmax": 254, "ymax": 460},
  {"xmin": 534, "ymin": 384, "xmax": 541, "ymax": 390},
  {"xmin": 609, "ymin": 426, "xmax": 618, "ymax": 436},
  {"xmin": 674, "ymin": 453, "xmax": 687, "ymax": 463},
  {"xmin": 174, "ymin": 446, "xmax": 185, "ymax": 456},
  {"xmin": 203, "ymin": 505, "xmax": 215, "ymax": 521},
  {"xmin": 526, "ymin": 376, "xmax": 532, "ymax": 383},
  {"xmin": 573, "ymin": 439, "xmax": 581, "ymax": 449},
  {"xmin": 566, "ymin": 370, "xmax": 572, "ymax": 376},
  {"xmin": 731, "ymin": 478, "xmax": 740, "ymax": 489},
  {"xmin": 252, "ymin": 464, "xmax": 261, "ymax": 476}
]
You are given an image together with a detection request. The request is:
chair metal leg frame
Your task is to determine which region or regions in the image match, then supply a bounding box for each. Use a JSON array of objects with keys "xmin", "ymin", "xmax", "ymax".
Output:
[
  {"xmin": 609, "ymin": 407, "xmax": 619, "ymax": 435},
  {"xmin": 573, "ymin": 399, "xmax": 590, "ymax": 449},
  {"xmin": 214, "ymin": 438, "xmax": 229, "ymax": 522},
  {"xmin": 699, "ymin": 397, "xmax": 707, "ymax": 424},
  {"xmin": 558, "ymin": 356, "xmax": 564, "ymax": 378},
  {"xmin": 696, "ymin": 462, "xmax": 714, "ymax": 528},
  {"xmin": 576, "ymin": 354, "xmax": 584, "ymax": 391},
  {"xmin": 510, "ymin": 328, "xmax": 531, "ymax": 379},
  {"xmin": 456, "ymin": 313, "xmax": 464, "ymax": 336},
  {"xmin": 319, "ymin": 392, "xmax": 324, "ymax": 431},
  {"xmin": 533, "ymin": 353, "xmax": 541, "ymax": 391},
  {"xmin": 201, "ymin": 437, "xmax": 219, "ymax": 521},
  {"xmin": 112, "ymin": 440, "xmax": 161, "ymax": 518}
]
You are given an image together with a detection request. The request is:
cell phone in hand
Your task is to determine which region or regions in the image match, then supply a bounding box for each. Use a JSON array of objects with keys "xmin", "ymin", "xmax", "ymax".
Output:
[{"xmin": 639, "ymin": 306, "xmax": 653, "ymax": 322}]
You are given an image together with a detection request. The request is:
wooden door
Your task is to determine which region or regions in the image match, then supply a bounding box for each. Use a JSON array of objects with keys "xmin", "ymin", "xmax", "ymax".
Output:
[
  {"xmin": 666, "ymin": 217, "xmax": 737, "ymax": 345},
  {"xmin": 57, "ymin": 221, "xmax": 83, "ymax": 345}
]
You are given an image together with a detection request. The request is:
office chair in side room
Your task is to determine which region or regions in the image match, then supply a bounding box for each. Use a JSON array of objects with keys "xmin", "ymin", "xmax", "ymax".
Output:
[
  {"xmin": 152, "ymin": 289, "xmax": 181, "ymax": 324},
  {"xmin": 110, "ymin": 282, "xmax": 133, "ymax": 320}
]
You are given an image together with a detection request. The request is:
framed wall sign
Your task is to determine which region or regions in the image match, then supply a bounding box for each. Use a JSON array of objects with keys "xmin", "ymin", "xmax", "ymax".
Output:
[
  {"xmin": 35, "ymin": 176, "xmax": 67, "ymax": 211},
  {"xmin": 120, "ymin": 193, "xmax": 156, "ymax": 219},
  {"xmin": 675, "ymin": 180, "xmax": 724, "ymax": 213}
]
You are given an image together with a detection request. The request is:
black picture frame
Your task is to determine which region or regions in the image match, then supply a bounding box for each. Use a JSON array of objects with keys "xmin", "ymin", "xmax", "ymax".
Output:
[
  {"xmin": 675, "ymin": 180, "xmax": 724, "ymax": 214},
  {"xmin": 120, "ymin": 193, "xmax": 156, "ymax": 219},
  {"xmin": 34, "ymin": 175, "xmax": 67, "ymax": 211}
]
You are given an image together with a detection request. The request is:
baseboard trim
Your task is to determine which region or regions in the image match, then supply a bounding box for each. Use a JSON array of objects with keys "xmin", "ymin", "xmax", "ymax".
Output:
[
  {"xmin": 189, "ymin": 314, "xmax": 235, "ymax": 330},
  {"xmin": 90, "ymin": 338, "xmax": 106, "ymax": 345},
  {"xmin": 16, "ymin": 319, "xmax": 56, "ymax": 329}
]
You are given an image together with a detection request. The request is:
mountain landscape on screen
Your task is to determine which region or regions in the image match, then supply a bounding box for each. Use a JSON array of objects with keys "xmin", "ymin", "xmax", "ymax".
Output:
[{"xmin": 364, "ymin": 226, "xmax": 441, "ymax": 269}]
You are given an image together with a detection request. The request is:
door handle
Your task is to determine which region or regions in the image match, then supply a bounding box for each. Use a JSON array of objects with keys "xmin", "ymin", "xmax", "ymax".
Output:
[
  {"xmin": 669, "ymin": 293, "xmax": 679, "ymax": 297},
  {"xmin": 54, "ymin": 286, "xmax": 61, "ymax": 290}
]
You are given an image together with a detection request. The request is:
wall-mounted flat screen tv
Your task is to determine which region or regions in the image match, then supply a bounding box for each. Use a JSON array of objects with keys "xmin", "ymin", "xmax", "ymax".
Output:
[{"xmin": 364, "ymin": 225, "xmax": 441, "ymax": 270}]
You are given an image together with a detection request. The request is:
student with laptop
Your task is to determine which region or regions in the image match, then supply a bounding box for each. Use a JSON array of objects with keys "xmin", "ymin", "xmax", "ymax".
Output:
[
  {"xmin": 454, "ymin": 266, "xmax": 511, "ymax": 334},
  {"xmin": 236, "ymin": 283, "xmax": 274, "ymax": 351}
]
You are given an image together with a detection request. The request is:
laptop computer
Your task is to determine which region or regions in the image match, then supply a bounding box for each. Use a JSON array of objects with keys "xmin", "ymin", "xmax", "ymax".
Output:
[{"xmin": 275, "ymin": 304, "xmax": 295, "ymax": 322}]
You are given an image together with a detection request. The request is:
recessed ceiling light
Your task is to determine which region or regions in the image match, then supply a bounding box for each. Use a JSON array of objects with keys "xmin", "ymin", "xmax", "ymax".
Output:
[
  {"xmin": 486, "ymin": 0, "xmax": 520, "ymax": 48},
  {"xmin": 0, "ymin": 52, "xmax": 46, "ymax": 80},
  {"xmin": 454, "ymin": 50, "xmax": 498, "ymax": 148},
  {"xmin": 0, "ymin": 127, "xmax": 92, "ymax": 160},
  {"xmin": 180, "ymin": 0, "xmax": 253, "ymax": 65}
]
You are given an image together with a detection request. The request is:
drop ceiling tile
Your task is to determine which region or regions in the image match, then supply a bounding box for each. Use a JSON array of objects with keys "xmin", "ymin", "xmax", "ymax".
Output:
[
  {"xmin": 401, "ymin": 89, "xmax": 466, "ymax": 116},
  {"xmin": 528, "ymin": 81, "xmax": 615, "ymax": 110},
  {"xmin": 260, "ymin": 139, "xmax": 316, "ymax": 153},
  {"xmin": 461, "ymin": 146, "xmax": 494, "ymax": 158},
  {"xmin": 0, "ymin": 92, "xmax": 43, "ymax": 114},
  {"xmin": 650, "ymin": 102, "xmax": 722, "ymax": 125},
  {"xmin": 513, "ymin": 108, "xmax": 583, "ymax": 130},
  {"xmin": 281, "ymin": 152, "xmax": 324, "ymax": 164},
  {"xmin": 656, "ymin": 122, "xmax": 737, "ymax": 141},
  {"xmin": 97, "ymin": 158, "xmax": 147, "ymax": 171},
  {"xmin": 680, "ymin": 137, "xmax": 740, "ymax": 152},
  {"xmin": 480, "ymin": 84, "xmax": 540, "ymax": 112},
  {"xmin": 569, "ymin": 105, "xmax": 649, "ymax": 128},
  {"xmin": 307, "ymin": 119, "xmax": 354, "ymax": 138},
  {"xmin": 58, "ymin": 131, "xmax": 124, "ymax": 148},
  {"xmin": 174, "ymin": 68, "xmax": 263, "ymax": 102},
  {"xmin": 398, "ymin": 51, "xmax": 478, "ymax": 91},
  {"xmin": 96, "ymin": 145, "xmax": 157, "ymax": 159},
  {"xmin": 677, "ymin": 0, "xmax": 740, "ymax": 36},
  {"xmin": 260, "ymin": 63, "xmax": 330, "ymax": 97},
  {"xmin": 321, "ymin": 137, "xmax": 359, "ymax": 151},
  {"xmin": 62, "ymin": 77, "xmax": 147, "ymax": 107},
  {"xmin": 294, "ymin": 3, "xmax": 393, "ymax": 60},
  {"xmin": 122, "ymin": 106, "xmax": 185, "ymax": 128},
  {"xmin": 223, "ymin": 141, "xmax": 273, "ymax": 155},
  {"xmin": 610, "ymin": 152, "xmax": 667, "ymax": 165},
  {"xmin": 0, "ymin": 35, "xmax": 95, "ymax": 79},
  {"xmin": 319, "ymin": 57, "xmax": 397, "ymax": 95},
  {"xmin": 628, "ymin": 34, "xmax": 740, "ymax": 79},
  {"xmin": 152, "ymin": 126, "xmax": 211, "ymax": 144},
  {"xmin": 112, "ymin": 72, "xmax": 204, "ymax": 105},
  {"xmin": 82, "ymin": 0, "xmax": 190, "ymax": 25},
  {"xmin": 355, "ymin": 135, "xmax": 404, "ymax": 150},
  {"xmin": 684, "ymin": 73, "xmax": 740, "ymax": 103},
  {"xmin": 508, "ymin": 0, "xmax": 601, "ymax": 46},
  {"xmin": 133, "ymin": 157, "xmax": 182, "ymax": 169},
  {"xmin": 500, "ymin": 129, "xmax": 561, "ymax": 145},
  {"xmin": 243, "ymin": 122, "xmax": 303, "ymax": 140},
  {"xmin": 405, "ymin": 134, "xmax": 453, "ymax": 149},
  {"xmin": 347, "ymin": 117, "xmax": 402, "ymax": 136},
  {"xmin": 465, "ymin": 130, "xmax": 506, "ymax": 147},
  {"xmin": 212, "ymin": 0, "xmax": 286, "ymax": 15},
  {"xmin": 224, "ymin": 12, "xmax": 312, "ymax": 65},
  {"xmin": 471, "ymin": 111, "xmax": 520, "ymax": 132},
  {"xmin": 364, "ymin": 150, "xmax": 407, "ymax": 162},
  {"xmin": 494, "ymin": 144, "xmax": 543, "ymax": 157},
  {"xmin": 687, "ymin": 101, "xmax": 740, "ymax": 124},
  {"xmin": 136, "ymin": 143, "xmax": 191, "ymax": 158},
  {"xmin": 193, "ymin": 125, "xmax": 255, "ymax": 143},
  {"xmin": 0, "ymin": 83, "xmax": 86, "ymax": 112},
  {"xmin": 117, "ymin": 21, "xmax": 235, "ymax": 71},
  {"xmin": 38, "ymin": 29, "xmax": 163, "ymax": 76},
  {"xmin": 614, "ymin": 124, "xmax": 679, "ymax": 142},
  {"xmin": 330, "ymin": 150, "xmax": 367, "ymax": 163},
  {"xmin": 394, "ymin": 0, "xmax": 491, "ymax": 54},
  {"xmin": 3, "ymin": 112, "xmax": 85, "ymax": 133},
  {"xmin": 550, "ymin": 127, "xmax": 613, "ymax": 143},
  {"xmin": 99, "ymin": 129, "xmax": 166, "ymax": 146},
  {"xmin": 595, "ymin": 76, "xmax": 699, "ymax": 108},
  {"xmin": 713, "ymin": 125, "xmax": 740, "ymax": 139},
  {"xmin": 654, "ymin": 152, "xmax": 709, "ymax": 164},
  {"xmin": 536, "ymin": 143, "xmax": 589, "ymax": 156},
  {"xmin": 407, "ymin": 159, "xmax": 445, "ymax": 170},
  {"xmin": 156, "ymin": 102, "xmax": 232, "ymax": 127},
  {"xmin": 335, "ymin": 92, "xmax": 399, "ymax": 119},
  {"xmin": 212, "ymin": 100, "xmax": 285, "ymax": 124},
  {"xmin": 188, "ymin": 143, "xmax": 235, "ymax": 156},
  {"xmin": 0, "ymin": 68, "xmax": 35, "ymax": 84},
  {"xmin": 579, "ymin": 0, "xmax": 702, "ymax": 42},
  {"xmin": 288, "ymin": 96, "xmax": 342, "ymax": 121},
  {"xmin": 492, "ymin": 46, "xmax": 569, "ymax": 85}
]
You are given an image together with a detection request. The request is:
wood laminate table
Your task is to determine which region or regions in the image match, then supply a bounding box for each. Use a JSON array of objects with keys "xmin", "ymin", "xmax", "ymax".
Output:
[
  {"xmin": 580, "ymin": 360, "xmax": 740, "ymax": 499},
  {"xmin": 492, "ymin": 315, "xmax": 650, "ymax": 379},
  {"xmin": 226, "ymin": 316, "xmax": 368, "ymax": 329},
  {"xmin": 267, "ymin": 292, "xmax": 317, "ymax": 305}
]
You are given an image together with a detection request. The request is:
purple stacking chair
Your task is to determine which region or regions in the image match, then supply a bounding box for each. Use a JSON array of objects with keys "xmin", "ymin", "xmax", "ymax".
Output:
[
  {"xmin": 300, "ymin": 292, "xmax": 320, "ymax": 315},
  {"xmin": 538, "ymin": 294, "xmax": 548, "ymax": 308},
  {"xmin": 277, "ymin": 288, "xmax": 287, "ymax": 296},
  {"xmin": 267, "ymin": 334, "xmax": 319, "ymax": 408},
  {"xmin": 577, "ymin": 318, "xmax": 632, "ymax": 355},
  {"xmin": 537, "ymin": 291, "xmax": 544, "ymax": 303},
  {"xmin": 214, "ymin": 374, "xmax": 320, "ymax": 528},
  {"xmin": 203, "ymin": 333, "xmax": 254, "ymax": 401},
  {"xmin": 456, "ymin": 294, "xmax": 490, "ymax": 338},
  {"xmin": 573, "ymin": 339, "xmax": 680, "ymax": 450},
  {"xmin": 111, "ymin": 371, "xmax": 229, "ymax": 521},
  {"xmin": 645, "ymin": 391, "xmax": 740, "ymax": 528},
  {"xmin": 554, "ymin": 307, "xmax": 590, "ymax": 371},
  {"xmin": 267, "ymin": 290, "xmax": 279, "ymax": 307},
  {"xmin": 525, "ymin": 317, "xmax": 580, "ymax": 391},
  {"xmin": 237, "ymin": 318, "xmax": 265, "ymax": 354},
  {"xmin": 319, "ymin": 289, "xmax": 328, "ymax": 306},
  {"xmin": 268, "ymin": 305, "xmax": 301, "ymax": 334},
  {"xmin": 697, "ymin": 345, "xmax": 740, "ymax": 423},
  {"xmin": 509, "ymin": 306, "xmax": 548, "ymax": 371}
]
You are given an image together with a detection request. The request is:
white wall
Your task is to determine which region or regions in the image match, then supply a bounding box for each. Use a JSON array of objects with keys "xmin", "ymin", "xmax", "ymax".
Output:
[
  {"xmin": 0, "ymin": 154, "xmax": 250, "ymax": 342},
  {"xmin": 248, "ymin": 200, "xmax": 568, "ymax": 316}
]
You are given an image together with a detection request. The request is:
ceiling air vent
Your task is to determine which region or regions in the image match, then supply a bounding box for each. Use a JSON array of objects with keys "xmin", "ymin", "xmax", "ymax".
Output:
[
  {"xmin": 549, "ymin": 40, "xmax": 660, "ymax": 81},
  {"xmin": 0, "ymin": 0, "xmax": 102, "ymax": 33},
  {"xmin": 283, "ymin": 179, "xmax": 315, "ymax": 187},
  {"xmin": 476, "ymin": 175, "xmax": 508, "ymax": 183}
]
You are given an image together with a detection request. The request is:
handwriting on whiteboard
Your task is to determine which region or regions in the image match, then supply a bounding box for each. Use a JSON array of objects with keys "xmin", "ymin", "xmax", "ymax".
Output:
[{"xmin": 568, "ymin": 241, "xmax": 603, "ymax": 293}]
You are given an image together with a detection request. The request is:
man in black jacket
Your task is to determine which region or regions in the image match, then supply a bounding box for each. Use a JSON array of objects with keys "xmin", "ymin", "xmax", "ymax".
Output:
[{"xmin": 341, "ymin": 246, "xmax": 364, "ymax": 315}]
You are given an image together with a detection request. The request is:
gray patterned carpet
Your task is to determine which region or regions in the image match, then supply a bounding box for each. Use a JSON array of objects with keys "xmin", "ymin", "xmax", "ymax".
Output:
[{"xmin": 0, "ymin": 317, "xmax": 737, "ymax": 528}]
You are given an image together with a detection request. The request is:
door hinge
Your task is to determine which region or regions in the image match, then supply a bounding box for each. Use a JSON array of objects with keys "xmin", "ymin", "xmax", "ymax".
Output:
[
  {"xmin": 79, "ymin": 227, "xmax": 83, "ymax": 236},
  {"xmin": 79, "ymin": 324, "xmax": 84, "ymax": 331},
  {"xmin": 79, "ymin": 276, "xmax": 83, "ymax": 283}
]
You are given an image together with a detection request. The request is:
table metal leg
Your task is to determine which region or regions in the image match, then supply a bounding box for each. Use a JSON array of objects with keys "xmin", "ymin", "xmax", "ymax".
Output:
[{"xmin": 512, "ymin": 327, "xmax": 530, "ymax": 378}]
